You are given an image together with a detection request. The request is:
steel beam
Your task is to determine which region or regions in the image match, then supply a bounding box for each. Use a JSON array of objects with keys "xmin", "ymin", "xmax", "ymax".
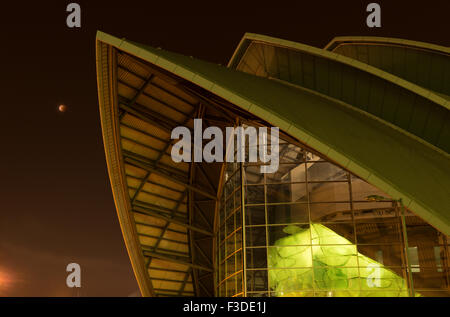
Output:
[
  {"xmin": 133, "ymin": 205, "xmax": 213, "ymax": 236},
  {"xmin": 143, "ymin": 251, "xmax": 213, "ymax": 272}
]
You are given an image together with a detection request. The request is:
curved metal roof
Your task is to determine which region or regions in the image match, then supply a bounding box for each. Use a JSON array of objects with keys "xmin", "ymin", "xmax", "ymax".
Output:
[
  {"xmin": 324, "ymin": 36, "xmax": 450, "ymax": 97},
  {"xmin": 96, "ymin": 33, "xmax": 220, "ymax": 297},
  {"xmin": 228, "ymin": 33, "xmax": 450, "ymax": 154},
  {"xmin": 96, "ymin": 31, "xmax": 450, "ymax": 296}
]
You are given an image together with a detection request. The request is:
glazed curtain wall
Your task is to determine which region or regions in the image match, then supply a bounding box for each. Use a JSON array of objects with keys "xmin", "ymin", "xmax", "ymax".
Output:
[{"xmin": 215, "ymin": 134, "xmax": 449, "ymax": 297}]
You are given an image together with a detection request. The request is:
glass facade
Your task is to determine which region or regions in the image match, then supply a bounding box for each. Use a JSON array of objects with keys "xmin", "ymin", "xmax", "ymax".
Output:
[{"xmin": 215, "ymin": 131, "xmax": 450, "ymax": 297}]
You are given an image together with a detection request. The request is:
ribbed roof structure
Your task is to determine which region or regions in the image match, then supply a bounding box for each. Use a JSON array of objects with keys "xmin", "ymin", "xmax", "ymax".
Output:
[{"xmin": 96, "ymin": 31, "xmax": 450, "ymax": 296}]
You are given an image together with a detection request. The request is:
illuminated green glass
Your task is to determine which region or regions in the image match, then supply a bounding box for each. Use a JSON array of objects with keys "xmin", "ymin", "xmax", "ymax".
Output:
[{"xmin": 268, "ymin": 224, "xmax": 416, "ymax": 297}]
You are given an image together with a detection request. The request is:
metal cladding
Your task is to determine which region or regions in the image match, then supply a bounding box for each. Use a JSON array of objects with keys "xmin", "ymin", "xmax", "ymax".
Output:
[{"xmin": 96, "ymin": 31, "xmax": 450, "ymax": 297}]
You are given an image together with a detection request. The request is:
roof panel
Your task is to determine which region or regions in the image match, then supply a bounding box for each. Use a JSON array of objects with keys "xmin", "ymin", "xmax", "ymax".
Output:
[
  {"xmin": 96, "ymin": 31, "xmax": 450, "ymax": 297},
  {"xmin": 325, "ymin": 36, "xmax": 450, "ymax": 96},
  {"xmin": 229, "ymin": 34, "xmax": 450, "ymax": 153}
]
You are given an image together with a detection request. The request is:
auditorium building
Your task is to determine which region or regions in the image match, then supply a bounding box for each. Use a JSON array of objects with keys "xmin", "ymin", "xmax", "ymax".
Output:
[{"xmin": 96, "ymin": 31, "xmax": 450, "ymax": 297}]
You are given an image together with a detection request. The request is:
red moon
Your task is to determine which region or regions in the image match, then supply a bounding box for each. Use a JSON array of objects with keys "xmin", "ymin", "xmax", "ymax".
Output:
[{"xmin": 58, "ymin": 105, "xmax": 67, "ymax": 112}]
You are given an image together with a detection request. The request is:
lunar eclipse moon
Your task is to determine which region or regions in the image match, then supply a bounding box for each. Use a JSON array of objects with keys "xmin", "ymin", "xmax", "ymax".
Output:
[{"xmin": 58, "ymin": 104, "xmax": 67, "ymax": 113}]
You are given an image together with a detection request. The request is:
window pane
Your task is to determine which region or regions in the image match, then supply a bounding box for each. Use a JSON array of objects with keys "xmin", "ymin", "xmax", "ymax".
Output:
[
  {"xmin": 246, "ymin": 270, "xmax": 268, "ymax": 292},
  {"xmin": 244, "ymin": 165, "xmax": 263, "ymax": 184},
  {"xmin": 355, "ymin": 221, "xmax": 402, "ymax": 244},
  {"xmin": 312, "ymin": 245, "xmax": 358, "ymax": 267},
  {"xmin": 315, "ymin": 223, "xmax": 355, "ymax": 245},
  {"xmin": 245, "ymin": 205, "xmax": 266, "ymax": 225},
  {"xmin": 357, "ymin": 244, "xmax": 404, "ymax": 267},
  {"xmin": 310, "ymin": 203, "xmax": 352, "ymax": 222},
  {"xmin": 246, "ymin": 226, "xmax": 266, "ymax": 247},
  {"xmin": 266, "ymin": 183, "xmax": 294, "ymax": 203},
  {"xmin": 246, "ymin": 248, "xmax": 268, "ymax": 269},
  {"xmin": 267, "ymin": 203, "xmax": 309, "ymax": 225},
  {"xmin": 268, "ymin": 246, "xmax": 313, "ymax": 269},
  {"xmin": 268, "ymin": 224, "xmax": 311, "ymax": 246},
  {"xmin": 307, "ymin": 161, "xmax": 347, "ymax": 181},
  {"xmin": 245, "ymin": 185, "xmax": 265, "ymax": 204},
  {"xmin": 308, "ymin": 181, "xmax": 350, "ymax": 203}
]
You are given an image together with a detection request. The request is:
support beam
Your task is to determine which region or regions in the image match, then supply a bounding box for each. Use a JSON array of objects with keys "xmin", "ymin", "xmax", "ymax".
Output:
[
  {"xmin": 178, "ymin": 84, "xmax": 237, "ymax": 122},
  {"xmin": 194, "ymin": 241, "xmax": 213, "ymax": 267},
  {"xmin": 124, "ymin": 151, "xmax": 188, "ymax": 182},
  {"xmin": 117, "ymin": 64, "xmax": 197, "ymax": 108},
  {"xmin": 133, "ymin": 200, "xmax": 187, "ymax": 220},
  {"xmin": 125, "ymin": 155, "xmax": 217, "ymax": 200},
  {"xmin": 198, "ymin": 164, "xmax": 217, "ymax": 193},
  {"xmin": 118, "ymin": 78, "xmax": 190, "ymax": 118},
  {"xmin": 119, "ymin": 101, "xmax": 174, "ymax": 133},
  {"xmin": 119, "ymin": 95, "xmax": 180, "ymax": 129},
  {"xmin": 150, "ymin": 276, "xmax": 193, "ymax": 284},
  {"xmin": 178, "ymin": 268, "xmax": 192, "ymax": 295},
  {"xmin": 141, "ymin": 244, "xmax": 190, "ymax": 258},
  {"xmin": 130, "ymin": 106, "xmax": 198, "ymax": 204},
  {"xmin": 194, "ymin": 202, "xmax": 213, "ymax": 230},
  {"xmin": 143, "ymin": 251, "xmax": 213, "ymax": 272},
  {"xmin": 198, "ymin": 280, "xmax": 213, "ymax": 297},
  {"xmin": 151, "ymin": 191, "xmax": 188, "ymax": 256},
  {"xmin": 133, "ymin": 205, "xmax": 213, "ymax": 236},
  {"xmin": 148, "ymin": 265, "xmax": 189, "ymax": 274},
  {"xmin": 128, "ymin": 74, "xmax": 154, "ymax": 107},
  {"xmin": 135, "ymin": 221, "xmax": 186, "ymax": 235},
  {"xmin": 137, "ymin": 232, "xmax": 188, "ymax": 245}
]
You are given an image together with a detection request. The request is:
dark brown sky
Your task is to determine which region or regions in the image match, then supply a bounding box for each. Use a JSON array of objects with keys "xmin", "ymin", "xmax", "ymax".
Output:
[{"xmin": 0, "ymin": 0, "xmax": 448, "ymax": 296}]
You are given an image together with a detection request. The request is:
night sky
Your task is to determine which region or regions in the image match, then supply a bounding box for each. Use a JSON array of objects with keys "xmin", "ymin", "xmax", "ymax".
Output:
[{"xmin": 0, "ymin": 1, "xmax": 448, "ymax": 297}]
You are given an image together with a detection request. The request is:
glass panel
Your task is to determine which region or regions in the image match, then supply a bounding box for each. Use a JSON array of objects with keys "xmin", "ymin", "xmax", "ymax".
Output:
[
  {"xmin": 312, "ymin": 245, "xmax": 358, "ymax": 267},
  {"xmin": 279, "ymin": 144, "xmax": 305, "ymax": 164},
  {"xmin": 357, "ymin": 244, "xmax": 404, "ymax": 267},
  {"xmin": 226, "ymin": 255, "xmax": 235, "ymax": 277},
  {"xmin": 235, "ymin": 209, "xmax": 242, "ymax": 229},
  {"xmin": 246, "ymin": 270, "xmax": 268, "ymax": 292},
  {"xmin": 226, "ymin": 212, "xmax": 235, "ymax": 236},
  {"xmin": 245, "ymin": 205, "xmax": 266, "ymax": 225},
  {"xmin": 226, "ymin": 275, "xmax": 236, "ymax": 296},
  {"xmin": 245, "ymin": 185, "xmax": 265, "ymax": 204},
  {"xmin": 434, "ymin": 246, "xmax": 444, "ymax": 272},
  {"xmin": 244, "ymin": 165, "xmax": 263, "ymax": 184},
  {"xmin": 267, "ymin": 224, "xmax": 311, "ymax": 246},
  {"xmin": 236, "ymin": 249, "xmax": 243, "ymax": 269},
  {"xmin": 268, "ymin": 246, "xmax": 313, "ymax": 269},
  {"xmin": 267, "ymin": 203, "xmax": 309, "ymax": 225},
  {"xmin": 309, "ymin": 203, "xmax": 352, "ymax": 222},
  {"xmin": 246, "ymin": 248, "xmax": 268, "ymax": 269},
  {"xmin": 308, "ymin": 181, "xmax": 350, "ymax": 203},
  {"xmin": 412, "ymin": 269, "xmax": 447, "ymax": 290},
  {"xmin": 313, "ymin": 268, "xmax": 361, "ymax": 292},
  {"xmin": 408, "ymin": 247, "xmax": 420, "ymax": 273},
  {"xmin": 307, "ymin": 161, "xmax": 347, "ymax": 181},
  {"xmin": 236, "ymin": 272, "xmax": 243, "ymax": 294},
  {"xmin": 320, "ymin": 222, "xmax": 356, "ymax": 244},
  {"xmin": 351, "ymin": 177, "xmax": 392, "ymax": 209},
  {"xmin": 269, "ymin": 267, "xmax": 314, "ymax": 296},
  {"xmin": 266, "ymin": 163, "xmax": 302, "ymax": 183},
  {"xmin": 358, "ymin": 265, "xmax": 408, "ymax": 293},
  {"xmin": 246, "ymin": 226, "xmax": 266, "ymax": 247},
  {"xmin": 248, "ymin": 291, "xmax": 269, "ymax": 297},
  {"xmin": 355, "ymin": 221, "xmax": 402, "ymax": 244},
  {"xmin": 266, "ymin": 183, "xmax": 294, "ymax": 203},
  {"xmin": 218, "ymin": 127, "xmax": 450, "ymax": 297},
  {"xmin": 225, "ymin": 234, "xmax": 236, "ymax": 257}
]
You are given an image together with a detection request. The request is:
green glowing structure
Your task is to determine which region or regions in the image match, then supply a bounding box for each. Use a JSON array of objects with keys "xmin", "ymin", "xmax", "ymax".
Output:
[{"xmin": 268, "ymin": 224, "xmax": 416, "ymax": 297}]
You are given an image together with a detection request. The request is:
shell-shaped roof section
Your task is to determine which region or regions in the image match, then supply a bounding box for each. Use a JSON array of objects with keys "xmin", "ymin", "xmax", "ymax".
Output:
[
  {"xmin": 228, "ymin": 33, "xmax": 450, "ymax": 154},
  {"xmin": 324, "ymin": 36, "xmax": 450, "ymax": 97},
  {"xmin": 97, "ymin": 31, "xmax": 449, "ymax": 247}
]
